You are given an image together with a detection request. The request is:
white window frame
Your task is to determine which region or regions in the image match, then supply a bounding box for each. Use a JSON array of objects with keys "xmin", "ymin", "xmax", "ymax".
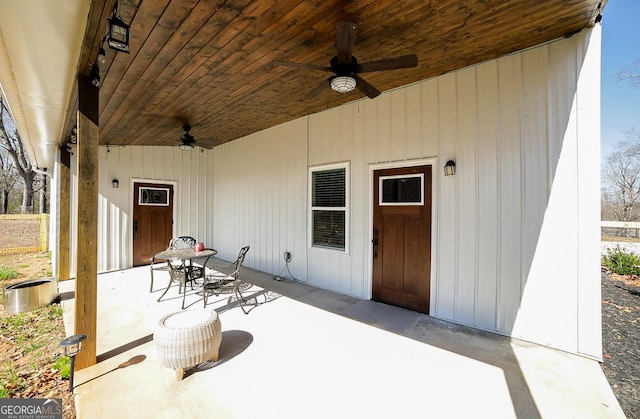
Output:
[
  {"xmin": 378, "ymin": 173, "xmax": 425, "ymax": 206},
  {"xmin": 138, "ymin": 186, "xmax": 171, "ymax": 206},
  {"xmin": 308, "ymin": 162, "xmax": 350, "ymax": 253}
]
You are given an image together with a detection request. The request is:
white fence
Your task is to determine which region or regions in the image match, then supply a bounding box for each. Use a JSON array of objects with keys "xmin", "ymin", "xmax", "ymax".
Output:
[{"xmin": 602, "ymin": 221, "xmax": 640, "ymax": 238}]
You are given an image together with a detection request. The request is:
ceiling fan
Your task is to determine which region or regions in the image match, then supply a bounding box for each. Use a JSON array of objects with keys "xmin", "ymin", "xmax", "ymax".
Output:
[
  {"xmin": 178, "ymin": 124, "xmax": 196, "ymax": 150},
  {"xmin": 272, "ymin": 21, "xmax": 418, "ymax": 99},
  {"xmin": 177, "ymin": 124, "xmax": 216, "ymax": 150}
]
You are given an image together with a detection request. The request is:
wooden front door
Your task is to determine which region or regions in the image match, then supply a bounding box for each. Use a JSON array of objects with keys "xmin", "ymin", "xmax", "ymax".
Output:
[
  {"xmin": 372, "ymin": 165, "xmax": 432, "ymax": 313},
  {"xmin": 132, "ymin": 182, "xmax": 174, "ymax": 266}
]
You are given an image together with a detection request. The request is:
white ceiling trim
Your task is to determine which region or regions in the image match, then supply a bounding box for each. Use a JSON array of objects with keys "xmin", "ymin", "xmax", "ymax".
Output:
[{"xmin": 0, "ymin": 0, "xmax": 90, "ymax": 169}]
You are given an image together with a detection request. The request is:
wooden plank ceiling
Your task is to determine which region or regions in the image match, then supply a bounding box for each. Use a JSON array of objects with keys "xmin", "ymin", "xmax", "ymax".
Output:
[{"xmin": 68, "ymin": 0, "xmax": 604, "ymax": 149}]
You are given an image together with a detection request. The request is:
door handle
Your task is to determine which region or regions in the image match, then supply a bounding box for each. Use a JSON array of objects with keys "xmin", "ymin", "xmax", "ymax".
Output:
[
  {"xmin": 133, "ymin": 220, "xmax": 138, "ymax": 240},
  {"xmin": 372, "ymin": 229, "xmax": 379, "ymax": 259}
]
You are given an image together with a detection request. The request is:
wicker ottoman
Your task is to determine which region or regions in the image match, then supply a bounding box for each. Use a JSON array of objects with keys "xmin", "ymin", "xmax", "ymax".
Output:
[{"xmin": 154, "ymin": 309, "xmax": 222, "ymax": 380}]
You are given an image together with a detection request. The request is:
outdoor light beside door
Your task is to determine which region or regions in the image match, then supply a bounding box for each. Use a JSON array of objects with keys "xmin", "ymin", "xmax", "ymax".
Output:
[
  {"xmin": 112, "ymin": 179, "xmax": 119, "ymax": 188},
  {"xmin": 60, "ymin": 334, "xmax": 87, "ymax": 392},
  {"xmin": 444, "ymin": 160, "xmax": 456, "ymax": 176}
]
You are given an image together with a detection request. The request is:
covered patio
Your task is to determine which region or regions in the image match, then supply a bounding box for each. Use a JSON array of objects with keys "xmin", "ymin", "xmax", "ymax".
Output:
[
  {"xmin": 60, "ymin": 260, "xmax": 623, "ymax": 418},
  {"xmin": 1, "ymin": 3, "xmax": 614, "ymax": 412}
]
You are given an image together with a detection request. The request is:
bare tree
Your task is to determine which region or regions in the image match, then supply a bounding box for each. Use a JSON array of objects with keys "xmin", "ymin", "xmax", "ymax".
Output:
[
  {"xmin": 616, "ymin": 59, "xmax": 640, "ymax": 88},
  {"xmin": 0, "ymin": 150, "xmax": 18, "ymax": 213},
  {"xmin": 603, "ymin": 58, "xmax": 640, "ymax": 222},
  {"xmin": 0, "ymin": 97, "xmax": 37, "ymax": 213},
  {"xmin": 603, "ymin": 137, "xmax": 640, "ymax": 222}
]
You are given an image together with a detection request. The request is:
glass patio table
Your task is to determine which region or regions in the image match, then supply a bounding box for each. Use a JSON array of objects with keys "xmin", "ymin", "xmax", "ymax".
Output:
[
  {"xmin": 155, "ymin": 248, "xmax": 217, "ymax": 263},
  {"xmin": 155, "ymin": 248, "xmax": 218, "ymax": 306},
  {"xmin": 155, "ymin": 248, "xmax": 217, "ymax": 279}
]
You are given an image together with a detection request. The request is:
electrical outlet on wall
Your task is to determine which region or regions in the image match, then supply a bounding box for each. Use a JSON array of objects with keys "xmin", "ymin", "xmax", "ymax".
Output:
[{"xmin": 284, "ymin": 251, "xmax": 292, "ymax": 263}]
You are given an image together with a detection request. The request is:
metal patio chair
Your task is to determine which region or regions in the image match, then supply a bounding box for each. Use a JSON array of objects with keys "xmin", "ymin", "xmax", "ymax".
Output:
[
  {"xmin": 201, "ymin": 246, "xmax": 251, "ymax": 313},
  {"xmin": 149, "ymin": 236, "xmax": 199, "ymax": 292}
]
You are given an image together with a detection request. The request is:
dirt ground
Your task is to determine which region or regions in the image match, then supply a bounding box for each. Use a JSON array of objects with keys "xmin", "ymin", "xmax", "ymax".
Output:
[
  {"xmin": 0, "ymin": 219, "xmax": 69, "ymax": 414},
  {"xmin": 0, "ymin": 252, "xmax": 76, "ymax": 418},
  {"xmin": 601, "ymin": 271, "xmax": 640, "ymax": 418}
]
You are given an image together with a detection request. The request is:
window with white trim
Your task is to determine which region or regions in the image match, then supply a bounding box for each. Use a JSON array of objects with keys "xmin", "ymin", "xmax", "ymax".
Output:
[
  {"xmin": 309, "ymin": 163, "xmax": 349, "ymax": 251},
  {"xmin": 138, "ymin": 187, "xmax": 170, "ymax": 206},
  {"xmin": 379, "ymin": 174, "xmax": 424, "ymax": 206}
]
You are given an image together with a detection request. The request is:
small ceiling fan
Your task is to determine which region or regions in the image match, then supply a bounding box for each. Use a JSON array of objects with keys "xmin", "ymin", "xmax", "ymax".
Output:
[
  {"xmin": 272, "ymin": 21, "xmax": 418, "ymax": 99},
  {"xmin": 178, "ymin": 124, "xmax": 196, "ymax": 150},
  {"xmin": 177, "ymin": 124, "xmax": 216, "ymax": 150}
]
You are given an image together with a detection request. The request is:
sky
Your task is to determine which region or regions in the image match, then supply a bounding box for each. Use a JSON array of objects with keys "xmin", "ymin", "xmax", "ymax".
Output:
[{"xmin": 601, "ymin": 0, "xmax": 640, "ymax": 162}]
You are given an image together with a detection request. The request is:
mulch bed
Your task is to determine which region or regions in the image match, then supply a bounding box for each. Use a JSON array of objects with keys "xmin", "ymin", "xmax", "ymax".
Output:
[{"xmin": 601, "ymin": 269, "xmax": 640, "ymax": 418}]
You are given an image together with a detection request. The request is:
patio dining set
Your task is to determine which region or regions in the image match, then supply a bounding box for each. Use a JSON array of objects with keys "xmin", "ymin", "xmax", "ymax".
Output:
[
  {"xmin": 148, "ymin": 236, "xmax": 251, "ymax": 380},
  {"xmin": 149, "ymin": 236, "xmax": 251, "ymax": 312}
]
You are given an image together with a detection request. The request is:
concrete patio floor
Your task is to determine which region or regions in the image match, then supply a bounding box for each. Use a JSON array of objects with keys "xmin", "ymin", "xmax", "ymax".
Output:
[{"xmin": 59, "ymin": 261, "xmax": 625, "ymax": 418}]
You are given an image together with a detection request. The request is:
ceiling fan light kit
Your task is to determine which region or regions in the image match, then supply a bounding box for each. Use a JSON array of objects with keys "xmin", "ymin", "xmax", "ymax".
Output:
[
  {"xmin": 178, "ymin": 143, "xmax": 194, "ymax": 151},
  {"xmin": 330, "ymin": 76, "xmax": 357, "ymax": 93}
]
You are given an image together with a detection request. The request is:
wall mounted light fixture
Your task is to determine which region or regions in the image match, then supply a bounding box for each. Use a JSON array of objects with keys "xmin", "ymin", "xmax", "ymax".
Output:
[
  {"xmin": 444, "ymin": 160, "xmax": 456, "ymax": 176},
  {"xmin": 112, "ymin": 179, "xmax": 119, "ymax": 188},
  {"xmin": 107, "ymin": 2, "xmax": 130, "ymax": 54}
]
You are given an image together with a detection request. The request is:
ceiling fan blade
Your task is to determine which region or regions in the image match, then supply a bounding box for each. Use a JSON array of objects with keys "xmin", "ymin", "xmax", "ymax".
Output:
[
  {"xmin": 306, "ymin": 78, "xmax": 331, "ymax": 99},
  {"xmin": 272, "ymin": 61, "xmax": 333, "ymax": 72},
  {"xmin": 197, "ymin": 138, "xmax": 221, "ymax": 149},
  {"xmin": 355, "ymin": 54, "xmax": 418, "ymax": 73},
  {"xmin": 353, "ymin": 74, "xmax": 381, "ymax": 99},
  {"xmin": 336, "ymin": 21, "xmax": 357, "ymax": 66}
]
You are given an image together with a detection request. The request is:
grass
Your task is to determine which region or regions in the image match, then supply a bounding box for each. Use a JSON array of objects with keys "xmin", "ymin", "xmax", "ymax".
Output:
[
  {"xmin": 0, "ymin": 266, "xmax": 18, "ymax": 281},
  {"xmin": 52, "ymin": 357, "xmax": 70, "ymax": 379},
  {"xmin": 1, "ymin": 360, "xmax": 26, "ymax": 394}
]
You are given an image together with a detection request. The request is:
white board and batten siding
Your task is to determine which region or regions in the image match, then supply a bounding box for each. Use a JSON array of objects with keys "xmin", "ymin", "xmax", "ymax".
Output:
[
  {"xmin": 65, "ymin": 27, "xmax": 601, "ymax": 358},
  {"xmin": 211, "ymin": 119, "xmax": 309, "ymax": 274},
  {"xmin": 67, "ymin": 145, "xmax": 216, "ymax": 272}
]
